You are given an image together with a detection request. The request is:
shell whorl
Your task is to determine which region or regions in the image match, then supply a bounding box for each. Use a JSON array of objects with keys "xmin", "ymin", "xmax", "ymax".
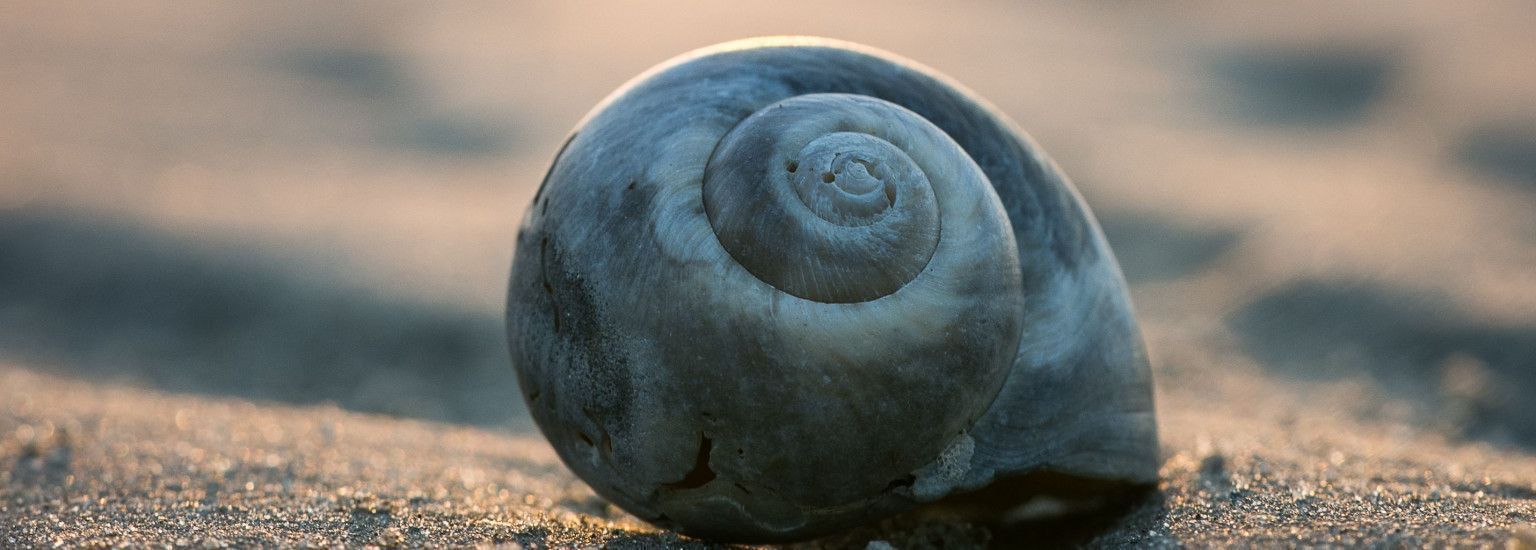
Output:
[
  {"xmin": 508, "ymin": 38, "xmax": 1159, "ymax": 543},
  {"xmin": 703, "ymin": 94, "xmax": 951, "ymax": 303}
]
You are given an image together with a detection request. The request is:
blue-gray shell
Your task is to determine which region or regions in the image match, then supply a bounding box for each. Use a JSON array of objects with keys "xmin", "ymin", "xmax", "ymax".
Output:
[{"xmin": 506, "ymin": 37, "xmax": 1158, "ymax": 542}]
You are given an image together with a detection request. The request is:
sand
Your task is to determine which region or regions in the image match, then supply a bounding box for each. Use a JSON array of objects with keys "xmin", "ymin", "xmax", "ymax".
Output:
[
  {"xmin": 4, "ymin": 357, "xmax": 1535, "ymax": 547},
  {"xmin": 3, "ymin": 1, "xmax": 1536, "ymax": 547}
]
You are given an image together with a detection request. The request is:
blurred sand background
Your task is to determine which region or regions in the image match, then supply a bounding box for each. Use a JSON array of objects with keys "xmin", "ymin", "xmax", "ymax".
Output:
[{"xmin": 3, "ymin": 1, "xmax": 1536, "ymax": 547}]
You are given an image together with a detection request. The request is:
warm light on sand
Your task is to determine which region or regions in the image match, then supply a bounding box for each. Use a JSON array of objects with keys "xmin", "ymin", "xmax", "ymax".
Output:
[{"xmin": 2, "ymin": 1, "xmax": 1535, "ymax": 546}]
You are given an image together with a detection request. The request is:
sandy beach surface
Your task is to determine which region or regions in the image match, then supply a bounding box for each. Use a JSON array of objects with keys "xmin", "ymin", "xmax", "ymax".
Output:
[
  {"xmin": 4, "ymin": 359, "xmax": 1536, "ymax": 547},
  {"xmin": 3, "ymin": 2, "xmax": 1536, "ymax": 547}
]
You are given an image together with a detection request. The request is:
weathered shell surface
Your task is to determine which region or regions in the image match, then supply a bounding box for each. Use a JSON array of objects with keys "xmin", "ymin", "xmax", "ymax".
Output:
[{"xmin": 506, "ymin": 37, "xmax": 1158, "ymax": 542}]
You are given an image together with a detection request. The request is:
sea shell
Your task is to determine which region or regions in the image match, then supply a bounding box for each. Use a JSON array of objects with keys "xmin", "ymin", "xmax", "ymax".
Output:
[{"xmin": 506, "ymin": 37, "xmax": 1158, "ymax": 542}]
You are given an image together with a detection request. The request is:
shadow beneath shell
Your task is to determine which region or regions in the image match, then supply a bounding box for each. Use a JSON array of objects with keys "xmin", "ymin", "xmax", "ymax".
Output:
[
  {"xmin": 972, "ymin": 475, "xmax": 1164, "ymax": 549},
  {"xmin": 599, "ymin": 533, "xmax": 725, "ymax": 550},
  {"xmin": 799, "ymin": 472, "xmax": 1165, "ymax": 549}
]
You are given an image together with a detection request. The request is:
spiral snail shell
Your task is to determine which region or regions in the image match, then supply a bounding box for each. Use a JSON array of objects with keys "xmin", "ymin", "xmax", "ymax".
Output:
[{"xmin": 507, "ymin": 37, "xmax": 1158, "ymax": 542}]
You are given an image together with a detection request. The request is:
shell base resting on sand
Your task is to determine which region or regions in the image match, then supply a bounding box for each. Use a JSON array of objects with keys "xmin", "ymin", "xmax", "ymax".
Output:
[{"xmin": 506, "ymin": 37, "xmax": 1158, "ymax": 542}]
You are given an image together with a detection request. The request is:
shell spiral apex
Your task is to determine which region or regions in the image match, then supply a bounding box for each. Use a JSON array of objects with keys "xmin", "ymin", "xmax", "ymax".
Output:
[{"xmin": 507, "ymin": 37, "xmax": 1159, "ymax": 542}]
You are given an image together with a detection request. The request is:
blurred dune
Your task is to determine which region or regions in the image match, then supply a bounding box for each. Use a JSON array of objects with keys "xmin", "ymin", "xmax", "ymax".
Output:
[
  {"xmin": 1231, "ymin": 279, "xmax": 1536, "ymax": 447},
  {"xmin": 2, "ymin": 1, "xmax": 1536, "ymax": 545},
  {"xmin": 0, "ymin": 209, "xmax": 518, "ymax": 427},
  {"xmin": 1210, "ymin": 45, "xmax": 1400, "ymax": 127}
]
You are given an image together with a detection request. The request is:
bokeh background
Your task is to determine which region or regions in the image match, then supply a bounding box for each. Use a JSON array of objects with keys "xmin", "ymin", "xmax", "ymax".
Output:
[{"xmin": 3, "ymin": 2, "xmax": 1536, "ymax": 545}]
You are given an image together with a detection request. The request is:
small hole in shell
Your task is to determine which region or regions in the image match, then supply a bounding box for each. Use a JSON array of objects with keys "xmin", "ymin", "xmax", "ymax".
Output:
[
  {"xmin": 821, "ymin": 172, "xmax": 835, "ymax": 184},
  {"xmin": 785, "ymin": 160, "xmax": 798, "ymax": 173}
]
